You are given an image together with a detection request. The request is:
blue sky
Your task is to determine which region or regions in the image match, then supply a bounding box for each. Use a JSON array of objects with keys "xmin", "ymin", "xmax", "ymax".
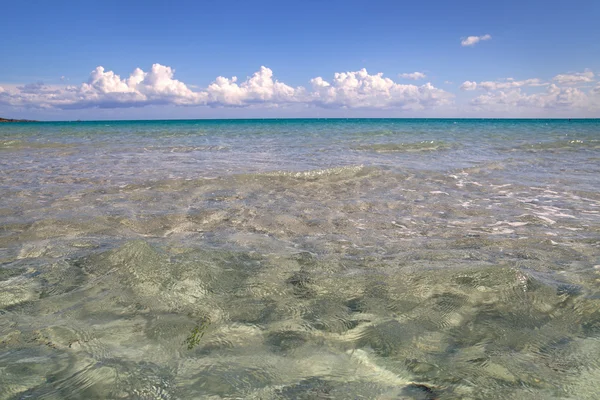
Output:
[{"xmin": 1, "ymin": 0, "xmax": 599, "ymax": 119}]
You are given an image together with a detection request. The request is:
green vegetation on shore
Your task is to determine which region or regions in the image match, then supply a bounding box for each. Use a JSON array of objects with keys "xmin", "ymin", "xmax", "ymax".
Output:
[{"xmin": 0, "ymin": 117, "xmax": 38, "ymax": 122}]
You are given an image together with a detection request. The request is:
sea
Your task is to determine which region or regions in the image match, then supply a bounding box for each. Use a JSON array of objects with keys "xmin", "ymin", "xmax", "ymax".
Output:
[{"xmin": 1, "ymin": 118, "xmax": 599, "ymax": 399}]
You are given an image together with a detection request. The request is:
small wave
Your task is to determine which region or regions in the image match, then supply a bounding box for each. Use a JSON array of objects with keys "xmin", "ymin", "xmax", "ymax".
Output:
[
  {"xmin": 171, "ymin": 145, "xmax": 228, "ymax": 152},
  {"xmin": 143, "ymin": 145, "xmax": 229, "ymax": 153},
  {"xmin": 259, "ymin": 165, "xmax": 371, "ymax": 180},
  {"xmin": 354, "ymin": 141, "xmax": 451, "ymax": 153},
  {"xmin": 0, "ymin": 139, "xmax": 73, "ymax": 151},
  {"xmin": 514, "ymin": 140, "xmax": 600, "ymax": 152}
]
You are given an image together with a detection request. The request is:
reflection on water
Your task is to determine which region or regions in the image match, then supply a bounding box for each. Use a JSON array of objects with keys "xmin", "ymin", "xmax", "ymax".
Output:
[{"xmin": 1, "ymin": 119, "xmax": 600, "ymax": 399}]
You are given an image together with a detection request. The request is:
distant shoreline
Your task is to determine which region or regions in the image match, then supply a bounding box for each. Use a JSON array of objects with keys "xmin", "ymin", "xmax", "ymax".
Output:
[{"xmin": 0, "ymin": 117, "xmax": 38, "ymax": 123}]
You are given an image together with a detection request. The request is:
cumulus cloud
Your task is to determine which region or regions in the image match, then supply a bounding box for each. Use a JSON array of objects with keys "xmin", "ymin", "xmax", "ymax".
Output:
[
  {"xmin": 78, "ymin": 64, "xmax": 206, "ymax": 107},
  {"xmin": 460, "ymin": 81, "xmax": 478, "ymax": 91},
  {"xmin": 552, "ymin": 69, "xmax": 594, "ymax": 85},
  {"xmin": 309, "ymin": 68, "xmax": 452, "ymax": 109},
  {"xmin": 205, "ymin": 66, "xmax": 301, "ymax": 106},
  {"xmin": 399, "ymin": 72, "xmax": 427, "ymax": 80},
  {"xmin": 0, "ymin": 64, "xmax": 207, "ymax": 109},
  {"xmin": 461, "ymin": 34, "xmax": 491, "ymax": 47},
  {"xmin": 0, "ymin": 64, "xmax": 452, "ymax": 111}
]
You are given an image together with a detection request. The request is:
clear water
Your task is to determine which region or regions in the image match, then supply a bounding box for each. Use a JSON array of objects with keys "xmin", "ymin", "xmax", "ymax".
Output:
[{"xmin": 1, "ymin": 119, "xmax": 600, "ymax": 399}]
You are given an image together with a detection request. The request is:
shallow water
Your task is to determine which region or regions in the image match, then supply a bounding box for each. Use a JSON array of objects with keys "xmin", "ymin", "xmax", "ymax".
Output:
[{"xmin": 1, "ymin": 118, "xmax": 600, "ymax": 399}]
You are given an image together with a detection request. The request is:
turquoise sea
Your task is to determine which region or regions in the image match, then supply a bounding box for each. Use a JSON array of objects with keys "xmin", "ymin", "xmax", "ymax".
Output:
[{"xmin": 1, "ymin": 119, "xmax": 600, "ymax": 399}]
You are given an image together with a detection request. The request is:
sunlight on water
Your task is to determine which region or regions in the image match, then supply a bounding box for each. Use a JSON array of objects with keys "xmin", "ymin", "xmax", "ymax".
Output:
[{"xmin": 1, "ymin": 119, "xmax": 600, "ymax": 399}]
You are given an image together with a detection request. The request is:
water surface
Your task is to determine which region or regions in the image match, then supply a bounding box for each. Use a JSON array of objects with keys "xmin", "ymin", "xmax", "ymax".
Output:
[{"xmin": 1, "ymin": 119, "xmax": 600, "ymax": 399}]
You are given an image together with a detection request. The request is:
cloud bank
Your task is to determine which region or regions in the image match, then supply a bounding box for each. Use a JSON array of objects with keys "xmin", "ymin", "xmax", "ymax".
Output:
[
  {"xmin": 460, "ymin": 71, "xmax": 599, "ymax": 112},
  {"xmin": 1, "ymin": 65, "xmax": 598, "ymax": 115},
  {"xmin": 470, "ymin": 84, "xmax": 590, "ymax": 110},
  {"xmin": 0, "ymin": 64, "xmax": 452, "ymax": 111}
]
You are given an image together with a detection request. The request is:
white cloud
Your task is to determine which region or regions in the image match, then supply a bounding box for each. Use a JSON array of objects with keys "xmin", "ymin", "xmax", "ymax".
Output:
[
  {"xmin": 478, "ymin": 78, "xmax": 546, "ymax": 91},
  {"xmin": 461, "ymin": 34, "xmax": 491, "ymax": 47},
  {"xmin": 470, "ymin": 84, "xmax": 590, "ymax": 110},
  {"xmin": 460, "ymin": 81, "xmax": 478, "ymax": 91},
  {"xmin": 309, "ymin": 68, "xmax": 452, "ymax": 109},
  {"xmin": 205, "ymin": 66, "xmax": 301, "ymax": 106},
  {"xmin": 459, "ymin": 72, "xmax": 600, "ymax": 114},
  {"xmin": 0, "ymin": 65, "xmax": 452, "ymax": 111},
  {"xmin": 399, "ymin": 72, "xmax": 427, "ymax": 80},
  {"xmin": 461, "ymin": 78, "xmax": 546, "ymax": 91},
  {"xmin": 0, "ymin": 64, "xmax": 206, "ymax": 109},
  {"xmin": 552, "ymin": 69, "xmax": 594, "ymax": 85}
]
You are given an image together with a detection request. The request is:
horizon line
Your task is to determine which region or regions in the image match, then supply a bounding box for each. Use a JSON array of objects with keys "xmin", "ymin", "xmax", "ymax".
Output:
[{"xmin": 3, "ymin": 117, "xmax": 600, "ymax": 123}]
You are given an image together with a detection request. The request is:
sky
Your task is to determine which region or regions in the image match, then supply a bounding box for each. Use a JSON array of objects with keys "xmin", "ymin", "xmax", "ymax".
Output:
[{"xmin": 1, "ymin": 0, "xmax": 599, "ymax": 120}]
